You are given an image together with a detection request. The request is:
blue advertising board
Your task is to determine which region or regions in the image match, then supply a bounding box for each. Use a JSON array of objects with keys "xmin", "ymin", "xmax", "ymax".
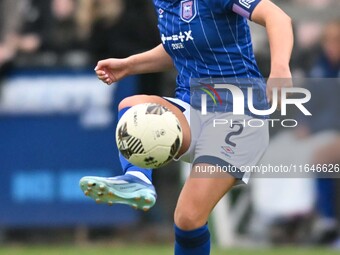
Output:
[{"xmin": 0, "ymin": 71, "xmax": 140, "ymax": 227}]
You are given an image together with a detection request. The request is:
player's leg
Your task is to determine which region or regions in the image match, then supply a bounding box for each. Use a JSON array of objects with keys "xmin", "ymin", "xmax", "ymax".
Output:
[
  {"xmin": 173, "ymin": 111, "xmax": 269, "ymax": 254},
  {"xmin": 80, "ymin": 95, "xmax": 191, "ymax": 210},
  {"xmin": 174, "ymin": 168, "xmax": 236, "ymax": 255}
]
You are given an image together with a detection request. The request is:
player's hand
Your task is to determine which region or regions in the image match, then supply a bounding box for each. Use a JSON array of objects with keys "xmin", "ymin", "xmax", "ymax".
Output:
[
  {"xmin": 267, "ymin": 68, "xmax": 292, "ymax": 110},
  {"xmin": 94, "ymin": 58, "xmax": 131, "ymax": 85}
]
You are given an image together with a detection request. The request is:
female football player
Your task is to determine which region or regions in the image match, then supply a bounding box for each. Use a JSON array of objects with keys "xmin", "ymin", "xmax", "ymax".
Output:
[{"xmin": 80, "ymin": 0, "xmax": 293, "ymax": 254}]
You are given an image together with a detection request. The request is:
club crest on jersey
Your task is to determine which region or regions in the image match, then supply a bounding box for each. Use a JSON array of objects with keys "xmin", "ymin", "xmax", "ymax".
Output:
[{"xmin": 180, "ymin": 0, "xmax": 196, "ymax": 23}]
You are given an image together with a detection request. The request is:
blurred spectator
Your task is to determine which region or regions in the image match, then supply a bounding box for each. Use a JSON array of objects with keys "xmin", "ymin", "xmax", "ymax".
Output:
[
  {"xmin": 251, "ymin": 19, "xmax": 340, "ymax": 246},
  {"xmin": 309, "ymin": 20, "xmax": 340, "ymax": 78},
  {"xmin": 14, "ymin": 0, "xmax": 47, "ymax": 54},
  {"xmin": 0, "ymin": 0, "xmax": 50, "ymax": 69},
  {"xmin": 41, "ymin": 0, "xmax": 84, "ymax": 53},
  {"xmin": 14, "ymin": 0, "xmax": 89, "ymax": 68},
  {"xmin": 297, "ymin": 20, "xmax": 340, "ymax": 137},
  {"xmin": 0, "ymin": 0, "xmax": 23, "ymax": 67},
  {"xmin": 77, "ymin": 0, "xmax": 160, "ymax": 63},
  {"xmin": 300, "ymin": 19, "xmax": 340, "ymax": 245}
]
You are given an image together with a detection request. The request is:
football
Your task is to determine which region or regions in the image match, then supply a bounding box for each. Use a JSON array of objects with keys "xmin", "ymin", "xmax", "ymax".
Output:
[{"xmin": 116, "ymin": 103, "xmax": 183, "ymax": 169}]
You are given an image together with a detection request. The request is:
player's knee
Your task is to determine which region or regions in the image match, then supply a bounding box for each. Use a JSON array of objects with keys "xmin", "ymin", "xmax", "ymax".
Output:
[
  {"xmin": 118, "ymin": 95, "xmax": 163, "ymax": 110},
  {"xmin": 118, "ymin": 95, "xmax": 148, "ymax": 110},
  {"xmin": 174, "ymin": 207, "xmax": 207, "ymax": 231}
]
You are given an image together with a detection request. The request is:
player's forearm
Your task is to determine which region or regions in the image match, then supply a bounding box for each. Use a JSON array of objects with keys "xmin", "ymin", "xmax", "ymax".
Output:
[
  {"xmin": 266, "ymin": 13, "xmax": 293, "ymax": 76},
  {"xmin": 127, "ymin": 44, "xmax": 174, "ymax": 75},
  {"xmin": 253, "ymin": 0, "xmax": 293, "ymax": 76}
]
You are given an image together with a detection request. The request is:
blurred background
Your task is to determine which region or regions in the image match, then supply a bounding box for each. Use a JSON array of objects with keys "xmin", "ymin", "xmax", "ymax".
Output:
[{"xmin": 0, "ymin": 0, "xmax": 339, "ymax": 254}]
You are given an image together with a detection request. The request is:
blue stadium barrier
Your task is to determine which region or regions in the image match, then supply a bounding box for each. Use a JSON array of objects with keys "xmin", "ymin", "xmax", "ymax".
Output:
[{"xmin": 0, "ymin": 70, "xmax": 140, "ymax": 227}]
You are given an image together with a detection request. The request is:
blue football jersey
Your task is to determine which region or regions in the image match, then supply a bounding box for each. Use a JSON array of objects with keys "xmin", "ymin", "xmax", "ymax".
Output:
[{"xmin": 153, "ymin": 0, "xmax": 268, "ymax": 115}]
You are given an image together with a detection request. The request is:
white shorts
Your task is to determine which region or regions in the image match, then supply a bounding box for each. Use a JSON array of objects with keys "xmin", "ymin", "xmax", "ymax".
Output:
[{"xmin": 165, "ymin": 97, "xmax": 269, "ymax": 184}]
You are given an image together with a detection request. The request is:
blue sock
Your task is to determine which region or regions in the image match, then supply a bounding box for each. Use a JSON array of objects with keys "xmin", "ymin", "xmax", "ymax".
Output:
[
  {"xmin": 174, "ymin": 224, "xmax": 211, "ymax": 255},
  {"xmin": 118, "ymin": 107, "xmax": 152, "ymax": 182}
]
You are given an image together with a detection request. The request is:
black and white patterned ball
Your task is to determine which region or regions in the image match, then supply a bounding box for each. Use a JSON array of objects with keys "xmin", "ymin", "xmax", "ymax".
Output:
[{"xmin": 116, "ymin": 103, "xmax": 183, "ymax": 169}]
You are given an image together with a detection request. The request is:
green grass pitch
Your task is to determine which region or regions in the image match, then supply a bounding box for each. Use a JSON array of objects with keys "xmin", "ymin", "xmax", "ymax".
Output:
[{"xmin": 0, "ymin": 245, "xmax": 339, "ymax": 255}]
